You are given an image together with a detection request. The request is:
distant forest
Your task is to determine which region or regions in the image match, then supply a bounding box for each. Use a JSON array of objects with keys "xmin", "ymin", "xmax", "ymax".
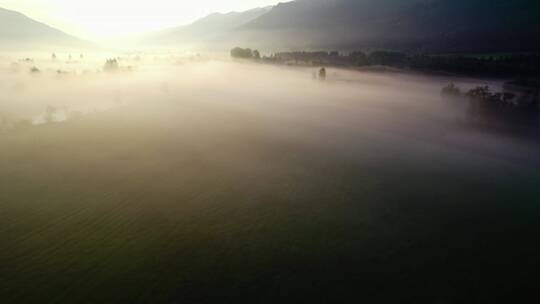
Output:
[{"xmin": 231, "ymin": 48, "xmax": 540, "ymax": 78}]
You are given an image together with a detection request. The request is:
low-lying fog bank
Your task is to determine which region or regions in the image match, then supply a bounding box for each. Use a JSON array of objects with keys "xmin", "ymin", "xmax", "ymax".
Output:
[
  {"xmin": 0, "ymin": 52, "xmax": 537, "ymax": 165},
  {"xmin": 1, "ymin": 52, "xmax": 539, "ymax": 304}
]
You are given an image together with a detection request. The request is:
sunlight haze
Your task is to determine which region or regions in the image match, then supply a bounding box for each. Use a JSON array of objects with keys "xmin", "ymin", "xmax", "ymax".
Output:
[
  {"xmin": 1, "ymin": 1, "xmax": 539, "ymax": 303},
  {"xmin": 0, "ymin": 0, "xmax": 283, "ymax": 39}
]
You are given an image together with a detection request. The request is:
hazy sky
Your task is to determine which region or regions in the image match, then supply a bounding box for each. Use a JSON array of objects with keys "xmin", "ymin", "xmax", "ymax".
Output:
[{"xmin": 0, "ymin": 0, "xmax": 283, "ymax": 39}]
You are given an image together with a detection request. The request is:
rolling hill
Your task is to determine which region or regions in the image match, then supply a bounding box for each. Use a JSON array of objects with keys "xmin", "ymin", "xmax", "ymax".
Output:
[
  {"xmin": 0, "ymin": 7, "xmax": 86, "ymax": 49},
  {"xmin": 146, "ymin": 7, "xmax": 272, "ymax": 47}
]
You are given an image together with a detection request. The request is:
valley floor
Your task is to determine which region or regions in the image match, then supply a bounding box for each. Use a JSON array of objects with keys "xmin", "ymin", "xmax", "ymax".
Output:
[{"xmin": 1, "ymin": 60, "xmax": 539, "ymax": 303}]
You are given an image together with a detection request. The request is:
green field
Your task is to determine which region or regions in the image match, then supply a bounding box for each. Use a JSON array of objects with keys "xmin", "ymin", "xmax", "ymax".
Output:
[{"xmin": 1, "ymin": 62, "xmax": 539, "ymax": 303}]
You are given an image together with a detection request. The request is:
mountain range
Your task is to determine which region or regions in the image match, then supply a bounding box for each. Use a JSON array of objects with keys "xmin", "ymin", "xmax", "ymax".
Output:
[
  {"xmin": 146, "ymin": 7, "xmax": 272, "ymax": 47},
  {"xmin": 2, "ymin": 0, "xmax": 540, "ymax": 53},
  {"xmin": 152, "ymin": 0, "xmax": 540, "ymax": 53},
  {"xmin": 0, "ymin": 7, "xmax": 86, "ymax": 49},
  {"xmin": 232, "ymin": 0, "xmax": 540, "ymax": 53}
]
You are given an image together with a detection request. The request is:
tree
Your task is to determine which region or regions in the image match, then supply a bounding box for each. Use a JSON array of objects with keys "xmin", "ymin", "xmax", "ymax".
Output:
[
  {"xmin": 318, "ymin": 67, "xmax": 327, "ymax": 80},
  {"xmin": 441, "ymin": 83, "xmax": 461, "ymax": 98},
  {"xmin": 467, "ymin": 86, "xmax": 491, "ymax": 101},
  {"xmin": 104, "ymin": 59, "xmax": 119, "ymax": 71},
  {"xmin": 252, "ymin": 50, "xmax": 261, "ymax": 60},
  {"xmin": 230, "ymin": 47, "xmax": 254, "ymax": 59}
]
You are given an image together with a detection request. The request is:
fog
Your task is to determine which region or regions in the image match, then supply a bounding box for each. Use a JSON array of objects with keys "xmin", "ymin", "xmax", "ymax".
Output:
[
  {"xmin": 1, "ymin": 51, "xmax": 538, "ymax": 165},
  {"xmin": 2, "ymin": 51, "xmax": 540, "ymax": 303}
]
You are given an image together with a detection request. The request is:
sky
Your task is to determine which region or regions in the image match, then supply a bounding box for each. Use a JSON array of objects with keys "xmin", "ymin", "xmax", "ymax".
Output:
[{"xmin": 0, "ymin": 0, "xmax": 283, "ymax": 39}]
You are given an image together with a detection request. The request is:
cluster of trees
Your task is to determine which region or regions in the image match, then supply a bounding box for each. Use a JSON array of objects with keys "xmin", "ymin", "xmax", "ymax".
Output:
[
  {"xmin": 258, "ymin": 50, "xmax": 540, "ymax": 77},
  {"xmin": 230, "ymin": 47, "xmax": 261, "ymax": 59},
  {"xmin": 466, "ymin": 87, "xmax": 517, "ymax": 106},
  {"xmin": 103, "ymin": 58, "xmax": 135, "ymax": 72},
  {"xmin": 441, "ymin": 83, "xmax": 462, "ymax": 98},
  {"xmin": 442, "ymin": 82, "xmax": 540, "ymax": 126},
  {"xmin": 443, "ymin": 83, "xmax": 540, "ymax": 110},
  {"xmin": 104, "ymin": 59, "xmax": 119, "ymax": 71}
]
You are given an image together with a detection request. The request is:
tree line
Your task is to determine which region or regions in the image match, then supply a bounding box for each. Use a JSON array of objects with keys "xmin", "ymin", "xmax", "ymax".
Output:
[{"xmin": 232, "ymin": 47, "xmax": 540, "ymax": 78}]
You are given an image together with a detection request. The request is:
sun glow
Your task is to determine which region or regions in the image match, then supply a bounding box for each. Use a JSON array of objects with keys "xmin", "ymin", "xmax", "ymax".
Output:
[{"xmin": 0, "ymin": 0, "xmax": 281, "ymax": 39}]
